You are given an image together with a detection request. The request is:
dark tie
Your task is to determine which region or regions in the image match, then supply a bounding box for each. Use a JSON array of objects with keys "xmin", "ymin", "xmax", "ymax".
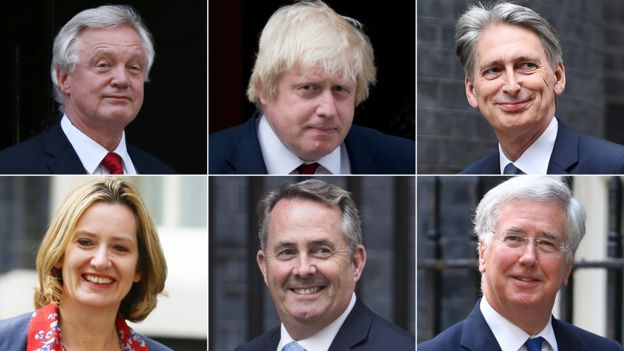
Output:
[
  {"xmin": 503, "ymin": 162, "xmax": 525, "ymax": 175},
  {"xmin": 101, "ymin": 152, "xmax": 124, "ymax": 174},
  {"xmin": 282, "ymin": 342, "xmax": 306, "ymax": 351},
  {"xmin": 298, "ymin": 162, "xmax": 320, "ymax": 174},
  {"xmin": 524, "ymin": 336, "xmax": 545, "ymax": 351}
]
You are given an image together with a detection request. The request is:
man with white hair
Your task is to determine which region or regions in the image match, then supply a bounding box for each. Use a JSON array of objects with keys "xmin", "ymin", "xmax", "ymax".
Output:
[
  {"xmin": 0, "ymin": 5, "xmax": 175, "ymax": 174},
  {"xmin": 419, "ymin": 176, "xmax": 621, "ymax": 351},
  {"xmin": 209, "ymin": 0, "xmax": 414, "ymax": 174}
]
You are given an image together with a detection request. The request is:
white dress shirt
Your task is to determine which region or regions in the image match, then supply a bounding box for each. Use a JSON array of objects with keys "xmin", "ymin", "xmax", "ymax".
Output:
[
  {"xmin": 257, "ymin": 115, "xmax": 351, "ymax": 174},
  {"xmin": 277, "ymin": 292, "xmax": 357, "ymax": 351},
  {"xmin": 61, "ymin": 115, "xmax": 137, "ymax": 174},
  {"xmin": 499, "ymin": 117, "xmax": 558, "ymax": 174},
  {"xmin": 480, "ymin": 297, "xmax": 558, "ymax": 351}
]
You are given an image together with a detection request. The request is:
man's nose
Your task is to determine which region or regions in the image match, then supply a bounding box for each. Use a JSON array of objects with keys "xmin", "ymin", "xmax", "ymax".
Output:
[
  {"xmin": 316, "ymin": 90, "xmax": 338, "ymax": 117},
  {"xmin": 110, "ymin": 65, "xmax": 130, "ymax": 88},
  {"xmin": 502, "ymin": 68, "xmax": 521, "ymax": 95},
  {"xmin": 518, "ymin": 239, "xmax": 538, "ymax": 265},
  {"xmin": 293, "ymin": 254, "xmax": 316, "ymax": 277}
]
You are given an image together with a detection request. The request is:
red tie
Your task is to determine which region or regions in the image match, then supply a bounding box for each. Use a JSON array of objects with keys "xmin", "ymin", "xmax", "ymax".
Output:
[
  {"xmin": 298, "ymin": 162, "xmax": 319, "ymax": 174},
  {"xmin": 101, "ymin": 152, "xmax": 124, "ymax": 174}
]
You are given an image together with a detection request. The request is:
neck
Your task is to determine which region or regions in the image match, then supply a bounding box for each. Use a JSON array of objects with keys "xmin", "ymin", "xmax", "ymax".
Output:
[
  {"xmin": 59, "ymin": 299, "xmax": 121, "ymax": 351},
  {"xmin": 65, "ymin": 111, "xmax": 124, "ymax": 151},
  {"xmin": 497, "ymin": 116, "xmax": 553, "ymax": 162},
  {"xmin": 484, "ymin": 294, "xmax": 552, "ymax": 336}
]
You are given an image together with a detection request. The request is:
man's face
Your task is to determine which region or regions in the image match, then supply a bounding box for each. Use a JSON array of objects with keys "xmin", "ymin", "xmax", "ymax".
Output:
[
  {"xmin": 479, "ymin": 199, "xmax": 573, "ymax": 318},
  {"xmin": 58, "ymin": 25, "xmax": 146, "ymax": 134},
  {"xmin": 257, "ymin": 199, "xmax": 366, "ymax": 337},
  {"xmin": 260, "ymin": 66, "xmax": 356, "ymax": 162},
  {"xmin": 465, "ymin": 23, "xmax": 566, "ymax": 140}
]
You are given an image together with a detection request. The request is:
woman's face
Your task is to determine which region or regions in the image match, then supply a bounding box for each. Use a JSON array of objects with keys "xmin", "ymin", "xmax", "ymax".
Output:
[{"xmin": 57, "ymin": 202, "xmax": 141, "ymax": 311}]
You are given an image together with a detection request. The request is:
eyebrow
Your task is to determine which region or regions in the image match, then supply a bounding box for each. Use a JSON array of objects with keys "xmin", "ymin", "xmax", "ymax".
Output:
[
  {"xmin": 502, "ymin": 227, "xmax": 562, "ymax": 240},
  {"xmin": 479, "ymin": 56, "xmax": 540, "ymax": 70},
  {"xmin": 272, "ymin": 239, "xmax": 335, "ymax": 250}
]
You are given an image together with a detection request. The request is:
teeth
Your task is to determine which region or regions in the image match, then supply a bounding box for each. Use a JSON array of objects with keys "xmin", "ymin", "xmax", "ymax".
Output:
[
  {"xmin": 84, "ymin": 274, "xmax": 114, "ymax": 284},
  {"xmin": 293, "ymin": 287, "xmax": 321, "ymax": 294}
]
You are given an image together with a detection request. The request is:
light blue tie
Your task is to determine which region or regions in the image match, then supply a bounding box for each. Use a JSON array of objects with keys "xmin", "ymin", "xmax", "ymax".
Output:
[
  {"xmin": 504, "ymin": 162, "xmax": 525, "ymax": 175},
  {"xmin": 282, "ymin": 341, "xmax": 306, "ymax": 351},
  {"xmin": 524, "ymin": 336, "xmax": 545, "ymax": 351}
]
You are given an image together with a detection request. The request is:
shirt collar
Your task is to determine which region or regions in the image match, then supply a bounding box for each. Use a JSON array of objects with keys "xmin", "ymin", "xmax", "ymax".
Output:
[
  {"xmin": 499, "ymin": 117, "xmax": 558, "ymax": 174},
  {"xmin": 480, "ymin": 297, "xmax": 557, "ymax": 351},
  {"xmin": 257, "ymin": 115, "xmax": 349, "ymax": 174},
  {"xmin": 277, "ymin": 292, "xmax": 357, "ymax": 351},
  {"xmin": 60, "ymin": 115, "xmax": 137, "ymax": 174}
]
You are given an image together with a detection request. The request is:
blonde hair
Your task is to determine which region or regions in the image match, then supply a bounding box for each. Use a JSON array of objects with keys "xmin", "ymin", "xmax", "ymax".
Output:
[
  {"xmin": 247, "ymin": 0, "xmax": 376, "ymax": 109},
  {"xmin": 34, "ymin": 178, "xmax": 167, "ymax": 322}
]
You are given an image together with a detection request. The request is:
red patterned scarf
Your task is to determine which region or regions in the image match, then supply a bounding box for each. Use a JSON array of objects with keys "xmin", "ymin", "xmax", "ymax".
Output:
[{"xmin": 26, "ymin": 303, "xmax": 149, "ymax": 351}]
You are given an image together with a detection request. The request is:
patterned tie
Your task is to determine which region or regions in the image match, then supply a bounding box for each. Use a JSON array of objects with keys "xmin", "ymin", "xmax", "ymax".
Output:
[
  {"xmin": 282, "ymin": 341, "xmax": 306, "ymax": 351},
  {"xmin": 503, "ymin": 162, "xmax": 525, "ymax": 175},
  {"xmin": 101, "ymin": 152, "xmax": 124, "ymax": 174},
  {"xmin": 297, "ymin": 162, "xmax": 320, "ymax": 174},
  {"xmin": 524, "ymin": 336, "xmax": 545, "ymax": 351}
]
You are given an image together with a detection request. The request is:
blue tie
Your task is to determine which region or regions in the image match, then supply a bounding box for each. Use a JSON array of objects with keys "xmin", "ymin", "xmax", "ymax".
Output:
[
  {"xmin": 504, "ymin": 162, "xmax": 525, "ymax": 175},
  {"xmin": 525, "ymin": 336, "xmax": 545, "ymax": 351},
  {"xmin": 282, "ymin": 341, "xmax": 306, "ymax": 351}
]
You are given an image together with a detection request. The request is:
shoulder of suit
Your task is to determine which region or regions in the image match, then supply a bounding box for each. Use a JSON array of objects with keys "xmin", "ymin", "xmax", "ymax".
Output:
[
  {"xmin": 553, "ymin": 318, "xmax": 621, "ymax": 349},
  {"xmin": 234, "ymin": 326, "xmax": 279, "ymax": 350}
]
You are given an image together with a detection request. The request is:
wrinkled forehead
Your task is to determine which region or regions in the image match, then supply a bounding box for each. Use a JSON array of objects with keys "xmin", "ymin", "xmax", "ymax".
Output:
[{"xmin": 74, "ymin": 25, "xmax": 145, "ymax": 55}]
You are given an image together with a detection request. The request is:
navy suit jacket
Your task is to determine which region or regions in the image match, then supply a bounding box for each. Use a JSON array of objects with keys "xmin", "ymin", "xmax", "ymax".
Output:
[
  {"xmin": 461, "ymin": 122, "xmax": 624, "ymax": 174},
  {"xmin": 418, "ymin": 301, "xmax": 622, "ymax": 351},
  {"xmin": 0, "ymin": 123, "xmax": 176, "ymax": 174},
  {"xmin": 0, "ymin": 312, "xmax": 173, "ymax": 350},
  {"xmin": 235, "ymin": 299, "xmax": 415, "ymax": 350},
  {"xmin": 209, "ymin": 113, "xmax": 415, "ymax": 174}
]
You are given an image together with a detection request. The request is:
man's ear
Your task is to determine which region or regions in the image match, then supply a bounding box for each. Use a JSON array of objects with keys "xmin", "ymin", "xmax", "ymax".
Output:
[
  {"xmin": 352, "ymin": 245, "xmax": 367, "ymax": 283},
  {"xmin": 57, "ymin": 68, "xmax": 72, "ymax": 95},
  {"xmin": 478, "ymin": 241, "xmax": 487, "ymax": 273},
  {"xmin": 465, "ymin": 76, "xmax": 479, "ymax": 108},
  {"xmin": 553, "ymin": 62, "xmax": 566, "ymax": 96},
  {"xmin": 256, "ymin": 249, "xmax": 268, "ymax": 285}
]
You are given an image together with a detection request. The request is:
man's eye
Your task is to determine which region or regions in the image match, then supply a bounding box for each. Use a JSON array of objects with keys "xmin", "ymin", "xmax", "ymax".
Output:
[
  {"xmin": 518, "ymin": 62, "xmax": 537, "ymax": 71},
  {"xmin": 277, "ymin": 249, "xmax": 295, "ymax": 257},
  {"xmin": 314, "ymin": 247, "xmax": 333, "ymax": 257},
  {"xmin": 482, "ymin": 67, "xmax": 501, "ymax": 77}
]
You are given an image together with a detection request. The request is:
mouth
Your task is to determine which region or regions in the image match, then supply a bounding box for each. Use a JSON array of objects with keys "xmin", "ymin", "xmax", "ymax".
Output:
[
  {"xmin": 495, "ymin": 99, "xmax": 531, "ymax": 112},
  {"xmin": 511, "ymin": 275, "xmax": 541, "ymax": 285},
  {"xmin": 82, "ymin": 274, "xmax": 115, "ymax": 285},
  {"xmin": 104, "ymin": 96, "xmax": 131, "ymax": 102},
  {"xmin": 290, "ymin": 286, "xmax": 324, "ymax": 295}
]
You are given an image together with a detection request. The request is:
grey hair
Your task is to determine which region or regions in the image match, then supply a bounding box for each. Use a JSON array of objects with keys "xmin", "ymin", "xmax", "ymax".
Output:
[
  {"xmin": 455, "ymin": 2, "xmax": 562, "ymax": 79},
  {"xmin": 51, "ymin": 5, "xmax": 155, "ymax": 110},
  {"xmin": 474, "ymin": 176, "xmax": 585, "ymax": 260},
  {"xmin": 257, "ymin": 179, "xmax": 362, "ymax": 255}
]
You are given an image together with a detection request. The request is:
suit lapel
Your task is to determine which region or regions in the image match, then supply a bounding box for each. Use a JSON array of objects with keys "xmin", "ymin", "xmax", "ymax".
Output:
[
  {"xmin": 328, "ymin": 300, "xmax": 372, "ymax": 350},
  {"xmin": 547, "ymin": 121, "xmax": 579, "ymax": 173},
  {"xmin": 228, "ymin": 114, "xmax": 268, "ymax": 173},
  {"xmin": 551, "ymin": 317, "xmax": 581, "ymax": 350},
  {"xmin": 459, "ymin": 301, "xmax": 502, "ymax": 351},
  {"xmin": 344, "ymin": 127, "xmax": 377, "ymax": 173},
  {"xmin": 42, "ymin": 124, "xmax": 87, "ymax": 174}
]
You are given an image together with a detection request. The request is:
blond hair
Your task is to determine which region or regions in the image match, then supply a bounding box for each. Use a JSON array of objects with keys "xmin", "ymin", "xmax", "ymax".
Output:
[
  {"xmin": 247, "ymin": 0, "xmax": 376, "ymax": 109},
  {"xmin": 34, "ymin": 177, "xmax": 167, "ymax": 322}
]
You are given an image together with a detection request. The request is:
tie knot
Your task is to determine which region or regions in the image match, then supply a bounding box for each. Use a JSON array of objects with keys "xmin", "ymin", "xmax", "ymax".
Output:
[
  {"xmin": 101, "ymin": 152, "xmax": 124, "ymax": 175},
  {"xmin": 298, "ymin": 162, "xmax": 320, "ymax": 174},
  {"xmin": 525, "ymin": 336, "xmax": 545, "ymax": 351},
  {"xmin": 282, "ymin": 341, "xmax": 306, "ymax": 351},
  {"xmin": 503, "ymin": 162, "xmax": 525, "ymax": 175}
]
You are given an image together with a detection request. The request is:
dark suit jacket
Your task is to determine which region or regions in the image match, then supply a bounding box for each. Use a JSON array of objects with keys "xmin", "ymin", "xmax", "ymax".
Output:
[
  {"xmin": 461, "ymin": 122, "xmax": 624, "ymax": 174},
  {"xmin": 0, "ymin": 312, "xmax": 173, "ymax": 350},
  {"xmin": 235, "ymin": 299, "xmax": 415, "ymax": 350},
  {"xmin": 0, "ymin": 123, "xmax": 176, "ymax": 174},
  {"xmin": 418, "ymin": 300, "xmax": 623, "ymax": 351},
  {"xmin": 209, "ymin": 113, "xmax": 415, "ymax": 174}
]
